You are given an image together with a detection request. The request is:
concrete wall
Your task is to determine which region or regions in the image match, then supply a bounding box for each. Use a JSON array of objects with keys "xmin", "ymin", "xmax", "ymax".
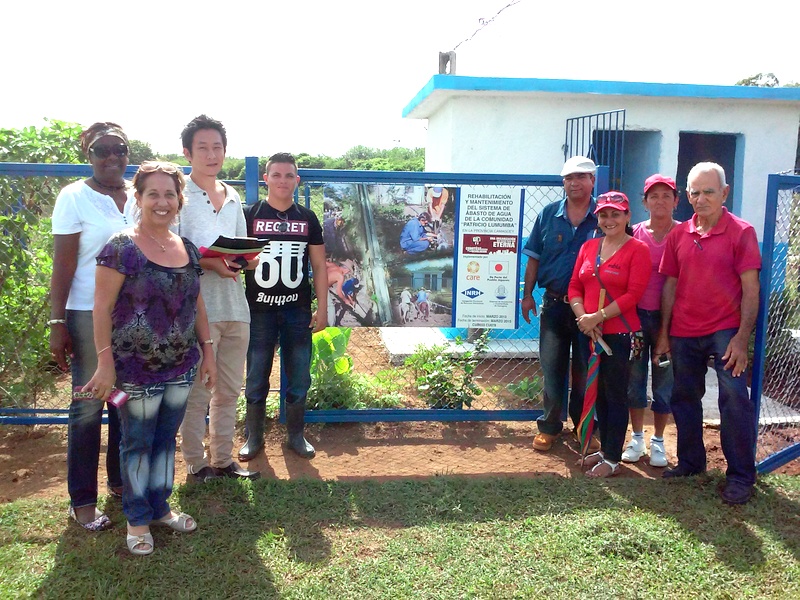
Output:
[{"xmin": 418, "ymin": 89, "xmax": 800, "ymax": 237}]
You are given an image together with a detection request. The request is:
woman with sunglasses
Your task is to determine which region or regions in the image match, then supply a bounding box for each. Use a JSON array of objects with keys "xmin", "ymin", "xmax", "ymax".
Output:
[
  {"xmin": 568, "ymin": 192, "xmax": 651, "ymax": 477},
  {"xmin": 84, "ymin": 161, "xmax": 216, "ymax": 555},
  {"xmin": 50, "ymin": 122, "xmax": 133, "ymax": 531}
]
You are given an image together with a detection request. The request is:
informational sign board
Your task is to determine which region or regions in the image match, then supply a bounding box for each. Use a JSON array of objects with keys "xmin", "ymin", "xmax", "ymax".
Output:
[{"xmin": 453, "ymin": 186, "xmax": 524, "ymax": 328}]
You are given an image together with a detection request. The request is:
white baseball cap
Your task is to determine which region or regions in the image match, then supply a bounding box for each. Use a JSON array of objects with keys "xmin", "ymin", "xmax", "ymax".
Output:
[{"xmin": 560, "ymin": 156, "xmax": 597, "ymax": 177}]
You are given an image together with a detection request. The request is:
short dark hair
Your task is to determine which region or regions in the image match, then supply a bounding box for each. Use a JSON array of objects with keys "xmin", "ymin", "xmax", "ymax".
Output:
[
  {"xmin": 181, "ymin": 114, "xmax": 227, "ymax": 153},
  {"xmin": 265, "ymin": 152, "xmax": 297, "ymax": 176}
]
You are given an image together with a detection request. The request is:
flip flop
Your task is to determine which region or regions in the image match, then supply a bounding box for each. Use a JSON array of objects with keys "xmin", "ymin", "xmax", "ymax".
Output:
[
  {"xmin": 68, "ymin": 505, "xmax": 112, "ymax": 532},
  {"xmin": 155, "ymin": 511, "xmax": 197, "ymax": 533},
  {"xmin": 126, "ymin": 532, "xmax": 154, "ymax": 556}
]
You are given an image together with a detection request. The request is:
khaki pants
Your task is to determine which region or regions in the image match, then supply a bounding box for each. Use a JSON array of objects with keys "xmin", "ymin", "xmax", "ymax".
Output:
[{"xmin": 180, "ymin": 321, "xmax": 249, "ymax": 471}]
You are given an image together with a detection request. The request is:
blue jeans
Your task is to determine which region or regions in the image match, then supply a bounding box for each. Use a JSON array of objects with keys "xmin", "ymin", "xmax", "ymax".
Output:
[
  {"xmin": 118, "ymin": 367, "xmax": 195, "ymax": 526},
  {"xmin": 671, "ymin": 329, "xmax": 756, "ymax": 486},
  {"xmin": 245, "ymin": 307, "xmax": 312, "ymax": 424},
  {"xmin": 66, "ymin": 310, "xmax": 122, "ymax": 509},
  {"xmin": 537, "ymin": 297, "xmax": 590, "ymax": 435},
  {"xmin": 627, "ymin": 309, "xmax": 673, "ymax": 414},
  {"xmin": 596, "ymin": 333, "xmax": 633, "ymax": 463}
]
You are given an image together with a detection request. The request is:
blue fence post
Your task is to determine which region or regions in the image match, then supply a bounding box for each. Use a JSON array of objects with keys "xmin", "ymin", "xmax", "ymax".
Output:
[{"xmin": 245, "ymin": 156, "xmax": 259, "ymax": 205}]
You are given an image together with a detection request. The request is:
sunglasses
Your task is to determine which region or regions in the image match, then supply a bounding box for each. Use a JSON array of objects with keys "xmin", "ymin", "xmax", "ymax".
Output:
[
  {"xmin": 90, "ymin": 143, "xmax": 129, "ymax": 159},
  {"xmin": 276, "ymin": 211, "xmax": 289, "ymax": 233},
  {"xmin": 137, "ymin": 162, "xmax": 182, "ymax": 175},
  {"xmin": 597, "ymin": 193, "xmax": 627, "ymax": 203}
]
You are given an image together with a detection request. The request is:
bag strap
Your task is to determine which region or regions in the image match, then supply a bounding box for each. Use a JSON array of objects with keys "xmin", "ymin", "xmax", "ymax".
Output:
[{"xmin": 593, "ymin": 239, "xmax": 634, "ymax": 333}]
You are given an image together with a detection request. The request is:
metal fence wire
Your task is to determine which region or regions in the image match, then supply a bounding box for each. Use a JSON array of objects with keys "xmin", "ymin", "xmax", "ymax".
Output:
[
  {"xmin": 2, "ymin": 162, "xmax": 796, "ymax": 475},
  {"xmin": 753, "ymin": 177, "xmax": 800, "ymax": 472}
]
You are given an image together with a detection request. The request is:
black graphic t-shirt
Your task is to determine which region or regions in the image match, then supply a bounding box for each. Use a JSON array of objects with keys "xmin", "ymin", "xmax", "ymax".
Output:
[{"xmin": 243, "ymin": 201, "xmax": 324, "ymax": 312}]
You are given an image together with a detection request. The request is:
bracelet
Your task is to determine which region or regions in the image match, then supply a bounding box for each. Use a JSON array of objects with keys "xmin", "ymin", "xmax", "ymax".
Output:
[
  {"xmin": 47, "ymin": 319, "xmax": 66, "ymax": 326},
  {"xmin": 202, "ymin": 339, "xmax": 214, "ymax": 346},
  {"xmin": 96, "ymin": 345, "xmax": 112, "ymax": 356},
  {"xmin": 600, "ymin": 308, "xmax": 608, "ymax": 320},
  {"xmin": 571, "ymin": 302, "xmax": 581, "ymax": 308}
]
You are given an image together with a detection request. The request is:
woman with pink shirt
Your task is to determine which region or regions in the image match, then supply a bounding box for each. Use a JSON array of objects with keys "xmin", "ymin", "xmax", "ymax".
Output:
[{"xmin": 621, "ymin": 175, "xmax": 680, "ymax": 468}]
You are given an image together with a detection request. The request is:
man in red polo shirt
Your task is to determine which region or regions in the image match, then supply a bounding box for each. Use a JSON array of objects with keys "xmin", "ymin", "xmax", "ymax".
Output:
[{"xmin": 655, "ymin": 162, "xmax": 761, "ymax": 504}]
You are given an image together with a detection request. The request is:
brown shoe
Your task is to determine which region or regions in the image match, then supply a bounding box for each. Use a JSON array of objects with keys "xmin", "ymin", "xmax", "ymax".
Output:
[
  {"xmin": 533, "ymin": 432, "xmax": 556, "ymax": 451},
  {"xmin": 571, "ymin": 430, "xmax": 601, "ymax": 453}
]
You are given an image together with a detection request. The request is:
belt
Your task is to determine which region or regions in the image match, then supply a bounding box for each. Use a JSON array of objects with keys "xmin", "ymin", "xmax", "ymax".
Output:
[{"xmin": 545, "ymin": 290, "xmax": 569, "ymax": 304}]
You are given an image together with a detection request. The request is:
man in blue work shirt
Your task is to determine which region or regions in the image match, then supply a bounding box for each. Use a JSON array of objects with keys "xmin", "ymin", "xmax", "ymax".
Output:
[{"xmin": 521, "ymin": 156, "xmax": 599, "ymax": 452}]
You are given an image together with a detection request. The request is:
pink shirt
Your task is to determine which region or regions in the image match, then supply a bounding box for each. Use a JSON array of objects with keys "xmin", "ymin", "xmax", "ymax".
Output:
[
  {"xmin": 569, "ymin": 237, "xmax": 651, "ymax": 334},
  {"xmin": 659, "ymin": 208, "xmax": 761, "ymax": 337},
  {"xmin": 632, "ymin": 221, "xmax": 678, "ymax": 311}
]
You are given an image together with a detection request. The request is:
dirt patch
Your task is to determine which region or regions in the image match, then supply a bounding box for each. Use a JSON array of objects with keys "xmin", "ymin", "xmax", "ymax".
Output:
[{"xmin": 2, "ymin": 413, "xmax": 797, "ymax": 504}]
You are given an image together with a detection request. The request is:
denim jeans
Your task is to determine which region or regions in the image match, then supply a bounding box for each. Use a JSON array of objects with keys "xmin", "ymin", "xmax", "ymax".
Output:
[
  {"xmin": 671, "ymin": 329, "xmax": 757, "ymax": 486},
  {"xmin": 66, "ymin": 310, "xmax": 122, "ymax": 509},
  {"xmin": 596, "ymin": 333, "xmax": 633, "ymax": 463},
  {"xmin": 245, "ymin": 307, "xmax": 312, "ymax": 413},
  {"xmin": 537, "ymin": 297, "xmax": 590, "ymax": 435},
  {"xmin": 627, "ymin": 309, "xmax": 673, "ymax": 414},
  {"xmin": 118, "ymin": 366, "xmax": 195, "ymax": 526}
]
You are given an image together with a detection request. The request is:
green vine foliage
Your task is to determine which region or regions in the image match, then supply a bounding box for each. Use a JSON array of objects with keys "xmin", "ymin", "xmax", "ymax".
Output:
[{"xmin": 0, "ymin": 119, "xmax": 83, "ymax": 407}]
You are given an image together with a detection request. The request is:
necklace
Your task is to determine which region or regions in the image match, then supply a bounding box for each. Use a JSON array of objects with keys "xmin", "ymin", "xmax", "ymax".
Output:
[
  {"xmin": 91, "ymin": 176, "xmax": 126, "ymax": 192},
  {"xmin": 600, "ymin": 237, "xmax": 626, "ymax": 262},
  {"xmin": 138, "ymin": 227, "xmax": 168, "ymax": 252}
]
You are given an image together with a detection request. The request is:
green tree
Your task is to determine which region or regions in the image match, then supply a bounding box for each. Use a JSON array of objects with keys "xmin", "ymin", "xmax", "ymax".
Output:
[
  {"xmin": 736, "ymin": 72, "xmax": 780, "ymax": 87},
  {"xmin": 0, "ymin": 120, "xmax": 84, "ymax": 406},
  {"xmin": 128, "ymin": 139, "xmax": 156, "ymax": 165}
]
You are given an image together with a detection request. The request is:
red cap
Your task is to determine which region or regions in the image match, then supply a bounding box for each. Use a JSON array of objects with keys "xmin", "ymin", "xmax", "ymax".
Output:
[
  {"xmin": 594, "ymin": 191, "xmax": 629, "ymax": 213},
  {"xmin": 643, "ymin": 174, "xmax": 677, "ymax": 195}
]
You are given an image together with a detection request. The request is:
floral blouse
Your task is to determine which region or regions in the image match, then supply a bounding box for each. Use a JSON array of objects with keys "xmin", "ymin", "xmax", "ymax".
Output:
[{"xmin": 96, "ymin": 232, "xmax": 203, "ymax": 385}]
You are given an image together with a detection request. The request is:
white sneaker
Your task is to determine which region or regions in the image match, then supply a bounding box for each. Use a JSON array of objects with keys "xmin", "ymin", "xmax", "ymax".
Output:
[
  {"xmin": 649, "ymin": 438, "xmax": 668, "ymax": 467},
  {"xmin": 621, "ymin": 437, "xmax": 646, "ymax": 463}
]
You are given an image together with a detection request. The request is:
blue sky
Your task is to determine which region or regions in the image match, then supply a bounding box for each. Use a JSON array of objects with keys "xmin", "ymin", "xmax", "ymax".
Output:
[{"xmin": 2, "ymin": 0, "xmax": 797, "ymax": 157}]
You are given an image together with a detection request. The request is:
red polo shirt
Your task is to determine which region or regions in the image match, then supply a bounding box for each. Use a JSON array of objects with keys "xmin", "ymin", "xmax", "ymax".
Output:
[{"xmin": 659, "ymin": 208, "xmax": 761, "ymax": 337}]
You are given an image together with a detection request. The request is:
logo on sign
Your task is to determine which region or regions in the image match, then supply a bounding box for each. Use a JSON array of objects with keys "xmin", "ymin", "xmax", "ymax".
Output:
[
  {"xmin": 467, "ymin": 261, "xmax": 480, "ymax": 274},
  {"xmin": 496, "ymin": 285, "xmax": 507, "ymax": 299},
  {"xmin": 490, "ymin": 261, "xmax": 509, "ymax": 275},
  {"xmin": 462, "ymin": 287, "xmax": 483, "ymax": 299}
]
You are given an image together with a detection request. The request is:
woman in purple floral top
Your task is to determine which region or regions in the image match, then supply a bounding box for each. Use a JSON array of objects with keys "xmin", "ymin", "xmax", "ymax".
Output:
[{"xmin": 84, "ymin": 161, "xmax": 216, "ymax": 556}]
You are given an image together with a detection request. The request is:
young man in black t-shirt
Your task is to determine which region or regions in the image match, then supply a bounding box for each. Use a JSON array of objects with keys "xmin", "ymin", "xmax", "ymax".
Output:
[{"xmin": 240, "ymin": 153, "xmax": 328, "ymax": 460}]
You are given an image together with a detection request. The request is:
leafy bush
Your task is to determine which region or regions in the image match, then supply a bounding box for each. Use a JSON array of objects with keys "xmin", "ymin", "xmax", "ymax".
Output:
[
  {"xmin": 406, "ymin": 331, "xmax": 489, "ymax": 409},
  {"xmin": 307, "ymin": 327, "xmax": 403, "ymax": 410},
  {"xmin": 0, "ymin": 120, "xmax": 84, "ymax": 407},
  {"xmin": 506, "ymin": 376, "xmax": 543, "ymax": 403}
]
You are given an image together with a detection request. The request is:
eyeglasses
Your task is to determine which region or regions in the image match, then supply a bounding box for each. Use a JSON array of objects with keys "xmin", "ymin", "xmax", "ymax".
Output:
[
  {"xmin": 137, "ymin": 162, "xmax": 182, "ymax": 175},
  {"xmin": 276, "ymin": 211, "xmax": 289, "ymax": 233},
  {"xmin": 89, "ymin": 143, "xmax": 129, "ymax": 159}
]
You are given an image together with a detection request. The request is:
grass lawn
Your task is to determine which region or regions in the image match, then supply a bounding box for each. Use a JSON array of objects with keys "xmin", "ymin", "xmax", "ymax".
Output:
[{"xmin": 1, "ymin": 473, "xmax": 798, "ymax": 599}]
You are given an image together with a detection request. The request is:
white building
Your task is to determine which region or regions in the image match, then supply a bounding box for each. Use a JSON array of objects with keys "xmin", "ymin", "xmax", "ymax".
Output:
[{"xmin": 403, "ymin": 75, "xmax": 800, "ymax": 232}]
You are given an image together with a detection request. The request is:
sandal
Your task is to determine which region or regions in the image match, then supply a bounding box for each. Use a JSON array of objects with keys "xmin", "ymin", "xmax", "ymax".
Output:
[
  {"xmin": 586, "ymin": 459, "xmax": 620, "ymax": 478},
  {"xmin": 155, "ymin": 511, "xmax": 197, "ymax": 533},
  {"xmin": 68, "ymin": 505, "xmax": 112, "ymax": 532},
  {"xmin": 126, "ymin": 532, "xmax": 154, "ymax": 556},
  {"xmin": 578, "ymin": 451, "xmax": 604, "ymax": 468}
]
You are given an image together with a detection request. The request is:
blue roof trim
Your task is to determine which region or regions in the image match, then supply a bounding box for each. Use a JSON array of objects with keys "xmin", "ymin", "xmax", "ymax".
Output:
[{"xmin": 403, "ymin": 75, "xmax": 800, "ymax": 117}]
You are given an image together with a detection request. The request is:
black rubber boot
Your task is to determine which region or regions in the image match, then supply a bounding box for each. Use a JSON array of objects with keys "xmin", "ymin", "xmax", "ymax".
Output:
[
  {"xmin": 285, "ymin": 400, "xmax": 315, "ymax": 459},
  {"xmin": 238, "ymin": 402, "xmax": 266, "ymax": 462}
]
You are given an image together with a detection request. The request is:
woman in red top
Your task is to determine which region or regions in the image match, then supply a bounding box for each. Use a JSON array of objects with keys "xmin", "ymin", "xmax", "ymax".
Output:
[{"xmin": 568, "ymin": 192, "xmax": 651, "ymax": 477}]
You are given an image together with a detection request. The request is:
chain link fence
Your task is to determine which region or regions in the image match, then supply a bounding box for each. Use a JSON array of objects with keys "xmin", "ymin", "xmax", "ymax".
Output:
[
  {"xmin": 0, "ymin": 170, "xmax": 78, "ymax": 417},
  {"xmin": 753, "ymin": 176, "xmax": 800, "ymax": 472}
]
